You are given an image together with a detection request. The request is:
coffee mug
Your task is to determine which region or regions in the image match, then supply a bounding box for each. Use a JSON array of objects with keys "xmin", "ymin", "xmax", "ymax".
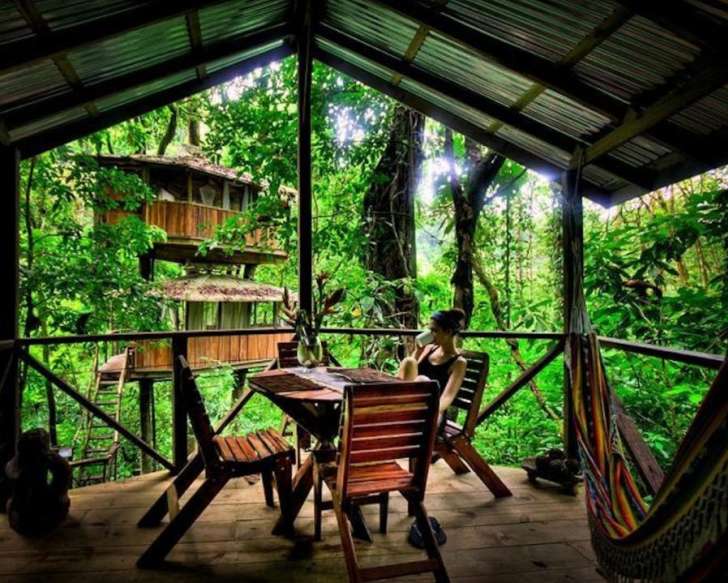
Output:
[{"xmin": 415, "ymin": 329, "xmax": 434, "ymax": 347}]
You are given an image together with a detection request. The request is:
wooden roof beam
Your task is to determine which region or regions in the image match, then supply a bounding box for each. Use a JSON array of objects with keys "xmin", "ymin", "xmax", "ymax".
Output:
[
  {"xmin": 3, "ymin": 24, "xmax": 292, "ymax": 133},
  {"xmin": 14, "ymin": 0, "xmax": 99, "ymax": 118},
  {"xmin": 580, "ymin": 58, "xmax": 728, "ymax": 167},
  {"xmin": 16, "ymin": 44, "xmax": 294, "ymax": 159},
  {"xmin": 185, "ymin": 10, "xmax": 207, "ymax": 80},
  {"xmin": 317, "ymin": 26, "xmax": 654, "ymax": 191},
  {"xmin": 486, "ymin": 5, "xmax": 633, "ymax": 134},
  {"xmin": 1, "ymin": 0, "xmax": 230, "ymax": 76},
  {"xmin": 313, "ymin": 47, "xmax": 614, "ymax": 205},
  {"xmin": 371, "ymin": 0, "xmax": 630, "ymax": 124},
  {"xmin": 615, "ymin": 0, "xmax": 726, "ymax": 49}
]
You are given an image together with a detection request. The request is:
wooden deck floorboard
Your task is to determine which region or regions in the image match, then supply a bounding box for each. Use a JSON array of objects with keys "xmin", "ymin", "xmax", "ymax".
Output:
[{"xmin": 0, "ymin": 462, "xmax": 602, "ymax": 582}]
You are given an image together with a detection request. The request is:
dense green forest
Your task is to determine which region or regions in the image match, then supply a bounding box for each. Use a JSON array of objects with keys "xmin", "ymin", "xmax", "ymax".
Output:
[{"xmin": 18, "ymin": 56, "xmax": 727, "ymax": 485}]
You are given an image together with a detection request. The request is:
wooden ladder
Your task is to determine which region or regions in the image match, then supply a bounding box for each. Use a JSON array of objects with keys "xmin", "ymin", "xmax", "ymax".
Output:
[{"xmin": 74, "ymin": 346, "xmax": 131, "ymax": 486}]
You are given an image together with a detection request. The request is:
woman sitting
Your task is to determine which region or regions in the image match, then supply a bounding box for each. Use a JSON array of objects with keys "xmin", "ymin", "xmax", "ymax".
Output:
[{"xmin": 398, "ymin": 308, "xmax": 467, "ymax": 428}]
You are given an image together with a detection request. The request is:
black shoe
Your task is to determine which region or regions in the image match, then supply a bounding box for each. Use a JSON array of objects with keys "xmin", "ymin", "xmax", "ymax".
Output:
[{"xmin": 408, "ymin": 516, "xmax": 447, "ymax": 549}]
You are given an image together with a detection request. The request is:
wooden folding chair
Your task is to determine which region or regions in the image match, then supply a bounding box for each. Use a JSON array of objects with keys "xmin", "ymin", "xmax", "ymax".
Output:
[
  {"xmin": 277, "ymin": 340, "xmax": 340, "ymax": 463},
  {"xmin": 137, "ymin": 356, "xmax": 295, "ymax": 568},
  {"xmin": 317, "ymin": 380, "xmax": 450, "ymax": 583},
  {"xmin": 434, "ymin": 350, "xmax": 511, "ymax": 498}
]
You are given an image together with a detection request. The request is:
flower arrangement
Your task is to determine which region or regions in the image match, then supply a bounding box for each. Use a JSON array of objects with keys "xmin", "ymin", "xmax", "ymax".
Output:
[{"xmin": 281, "ymin": 273, "xmax": 345, "ymax": 367}]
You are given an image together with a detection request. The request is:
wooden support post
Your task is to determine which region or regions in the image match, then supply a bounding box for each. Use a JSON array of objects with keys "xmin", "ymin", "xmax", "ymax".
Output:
[
  {"xmin": 0, "ymin": 146, "xmax": 19, "ymax": 508},
  {"xmin": 172, "ymin": 336, "xmax": 189, "ymax": 472},
  {"xmin": 139, "ymin": 253, "xmax": 153, "ymax": 281},
  {"xmin": 139, "ymin": 378, "xmax": 154, "ymax": 474},
  {"xmin": 297, "ymin": 0, "xmax": 314, "ymax": 315},
  {"xmin": 561, "ymin": 158, "xmax": 587, "ymax": 460}
]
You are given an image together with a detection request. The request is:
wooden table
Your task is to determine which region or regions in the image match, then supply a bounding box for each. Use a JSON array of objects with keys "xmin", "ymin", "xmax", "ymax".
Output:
[{"xmin": 249, "ymin": 366, "xmax": 397, "ymax": 540}]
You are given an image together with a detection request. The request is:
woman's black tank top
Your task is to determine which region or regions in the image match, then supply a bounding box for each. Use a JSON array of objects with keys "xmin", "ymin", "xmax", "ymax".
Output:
[{"xmin": 417, "ymin": 346, "xmax": 459, "ymax": 394}]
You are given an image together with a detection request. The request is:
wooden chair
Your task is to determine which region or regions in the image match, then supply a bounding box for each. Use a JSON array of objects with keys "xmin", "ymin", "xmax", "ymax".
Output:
[
  {"xmin": 278, "ymin": 340, "xmax": 340, "ymax": 462},
  {"xmin": 316, "ymin": 380, "xmax": 450, "ymax": 583},
  {"xmin": 137, "ymin": 356, "xmax": 295, "ymax": 568},
  {"xmin": 433, "ymin": 350, "xmax": 511, "ymax": 498}
]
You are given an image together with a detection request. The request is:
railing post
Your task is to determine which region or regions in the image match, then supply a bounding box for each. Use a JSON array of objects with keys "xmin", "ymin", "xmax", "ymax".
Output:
[
  {"xmin": 297, "ymin": 0, "xmax": 314, "ymax": 316},
  {"xmin": 171, "ymin": 335, "xmax": 189, "ymax": 472},
  {"xmin": 561, "ymin": 158, "xmax": 587, "ymax": 460},
  {"xmin": 0, "ymin": 146, "xmax": 20, "ymax": 507},
  {"xmin": 139, "ymin": 378, "xmax": 155, "ymax": 474}
]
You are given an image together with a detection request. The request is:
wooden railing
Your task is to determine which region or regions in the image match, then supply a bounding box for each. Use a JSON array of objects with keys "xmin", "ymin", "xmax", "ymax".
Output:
[
  {"xmin": 9, "ymin": 327, "xmax": 725, "ymax": 483},
  {"xmin": 132, "ymin": 331, "xmax": 293, "ymax": 370},
  {"xmin": 104, "ymin": 200, "xmax": 278, "ymax": 249}
]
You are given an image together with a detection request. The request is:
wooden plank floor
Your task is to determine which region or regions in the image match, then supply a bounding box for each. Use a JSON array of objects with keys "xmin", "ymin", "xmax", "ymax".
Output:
[{"xmin": 0, "ymin": 462, "xmax": 602, "ymax": 582}]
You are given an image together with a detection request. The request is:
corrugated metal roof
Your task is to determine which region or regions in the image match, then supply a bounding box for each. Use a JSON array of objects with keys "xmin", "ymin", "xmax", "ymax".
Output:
[
  {"xmin": 199, "ymin": 0, "xmax": 289, "ymax": 44},
  {"xmin": 668, "ymin": 85, "xmax": 728, "ymax": 136},
  {"xmin": 607, "ymin": 136, "xmax": 673, "ymax": 168},
  {"xmin": 415, "ymin": 31, "xmax": 533, "ymax": 108},
  {"xmin": 324, "ymin": 0, "xmax": 418, "ymax": 58},
  {"xmin": 1, "ymin": 0, "xmax": 727, "ymax": 207},
  {"xmin": 0, "ymin": 60, "xmax": 70, "ymax": 110},
  {"xmin": 0, "ymin": 4, "xmax": 34, "ymax": 45},
  {"xmin": 67, "ymin": 16, "xmax": 191, "ymax": 86},
  {"xmin": 442, "ymin": 0, "xmax": 617, "ymax": 63},
  {"xmin": 522, "ymin": 89, "xmax": 611, "ymax": 140},
  {"xmin": 573, "ymin": 15, "xmax": 701, "ymax": 103},
  {"xmin": 94, "ymin": 71, "xmax": 197, "ymax": 112},
  {"xmin": 318, "ymin": 37, "xmax": 397, "ymax": 81},
  {"xmin": 9, "ymin": 106, "xmax": 88, "ymax": 142},
  {"xmin": 33, "ymin": 0, "xmax": 147, "ymax": 31},
  {"xmin": 399, "ymin": 77, "xmax": 498, "ymax": 130},
  {"xmin": 206, "ymin": 39, "xmax": 285, "ymax": 74}
]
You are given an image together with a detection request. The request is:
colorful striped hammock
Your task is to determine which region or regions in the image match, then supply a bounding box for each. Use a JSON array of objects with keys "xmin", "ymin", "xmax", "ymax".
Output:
[{"xmin": 567, "ymin": 332, "xmax": 728, "ymax": 581}]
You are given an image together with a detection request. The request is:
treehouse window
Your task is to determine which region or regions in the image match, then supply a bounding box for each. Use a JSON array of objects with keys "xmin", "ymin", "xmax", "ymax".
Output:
[
  {"xmin": 250, "ymin": 302, "xmax": 277, "ymax": 327},
  {"xmin": 220, "ymin": 303, "xmax": 250, "ymax": 329},
  {"xmin": 186, "ymin": 302, "xmax": 220, "ymax": 330}
]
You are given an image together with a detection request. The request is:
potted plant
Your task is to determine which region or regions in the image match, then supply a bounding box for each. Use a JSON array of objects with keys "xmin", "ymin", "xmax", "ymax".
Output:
[{"xmin": 281, "ymin": 273, "xmax": 345, "ymax": 367}]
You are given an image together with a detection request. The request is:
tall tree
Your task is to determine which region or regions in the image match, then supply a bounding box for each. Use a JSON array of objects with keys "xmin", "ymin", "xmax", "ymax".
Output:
[
  {"xmin": 445, "ymin": 130, "xmax": 505, "ymax": 326},
  {"xmin": 363, "ymin": 105, "xmax": 424, "ymax": 329}
]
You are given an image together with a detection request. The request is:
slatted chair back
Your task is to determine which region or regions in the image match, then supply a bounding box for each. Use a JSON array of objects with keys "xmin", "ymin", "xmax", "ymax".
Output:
[
  {"xmin": 450, "ymin": 350, "xmax": 489, "ymax": 438},
  {"xmin": 177, "ymin": 356, "xmax": 219, "ymax": 469},
  {"xmin": 336, "ymin": 380, "xmax": 440, "ymax": 500},
  {"xmin": 277, "ymin": 340, "xmax": 333, "ymax": 368}
]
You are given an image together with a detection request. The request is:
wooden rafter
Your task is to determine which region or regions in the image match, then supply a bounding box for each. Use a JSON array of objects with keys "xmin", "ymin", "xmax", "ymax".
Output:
[
  {"xmin": 185, "ymin": 10, "xmax": 207, "ymax": 80},
  {"xmin": 313, "ymin": 47, "xmax": 614, "ymax": 204},
  {"xmin": 14, "ymin": 0, "xmax": 99, "ymax": 118},
  {"xmin": 1, "ymin": 0, "xmax": 229, "ymax": 76},
  {"xmin": 485, "ymin": 5, "xmax": 633, "ymax": 135},
  {"xmin": 370, "ymin": 0, "xmax": 699, "ymax": 159},
  {"xmin": 371, "ymin": 0, "xmax": 630, "ymax": 123},
  {"xmin": 4, "ymin": 24, "xmax": 292, "ymax": 133},
  {"xmin": 580, "ymin": 58, "xmax": 728, "ymax": 167},
  {"xmin": 615, "ymin": 0, "xmax": 726, "ymax": 49},
  {"xmin": 17, "ymin": 44, "xmax": 294, "ymax": 159},
  {"xmin": 387, "ymin": 0, "xmax": 447, "ymax": 87},
  {"xmin": 317, "ymin": 26, "xmax": 653, "ymax": 191}
]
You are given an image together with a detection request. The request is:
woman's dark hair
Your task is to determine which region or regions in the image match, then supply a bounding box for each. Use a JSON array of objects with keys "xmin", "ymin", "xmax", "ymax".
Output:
[{"xmin": 431, "ymin": 308, "xmax": 466, "ymax": 334}]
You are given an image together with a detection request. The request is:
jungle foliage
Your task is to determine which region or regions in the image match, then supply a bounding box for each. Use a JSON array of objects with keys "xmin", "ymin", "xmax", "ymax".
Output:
[{"xmin": 17, "ymin": 56, "xmax": 727, "ymax": 484}]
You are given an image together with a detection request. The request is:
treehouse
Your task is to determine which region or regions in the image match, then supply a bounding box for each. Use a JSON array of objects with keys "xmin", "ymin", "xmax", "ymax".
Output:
[
  {"xmin": 1, "ymin": 1, "xmax": 728, "ymax": 582},
  {"xmin": 96, "ymin": 150, "xmax": 289, "ymax": 266},
  {"xmin": 100, "ymin": 274, "xmax": 293, "ymax": 377},
  {"xmin": 95, "ymin": 150, "xmax": 293, "ymax": 379}
]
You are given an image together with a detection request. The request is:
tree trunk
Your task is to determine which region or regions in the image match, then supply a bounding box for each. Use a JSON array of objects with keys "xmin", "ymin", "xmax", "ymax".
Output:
[
  {"xmin": 445, "ymin": 131, "xmax": 505, "ymax": 327},
  {"xmin": 363, "ymin": 105, "xmax": 423, "ymax": 330},
  {"xmin": 157, "ymin": 105, "xmax": 178, "ymax": 156},
  {"xmin": 188, "ymin": 118, "xmax": 201, "ymax": 147}
]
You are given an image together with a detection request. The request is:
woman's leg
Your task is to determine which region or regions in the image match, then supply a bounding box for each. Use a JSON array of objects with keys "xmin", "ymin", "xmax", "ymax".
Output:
[{"xmin": 397, "ymin": 356, "xmax": 418, "ymax": 380}]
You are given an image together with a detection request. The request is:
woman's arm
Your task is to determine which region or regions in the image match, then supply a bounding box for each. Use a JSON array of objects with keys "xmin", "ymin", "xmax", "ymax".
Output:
[{"xmin": 439, "ymin": 356, "xmax": 467, "ymax": 415}]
